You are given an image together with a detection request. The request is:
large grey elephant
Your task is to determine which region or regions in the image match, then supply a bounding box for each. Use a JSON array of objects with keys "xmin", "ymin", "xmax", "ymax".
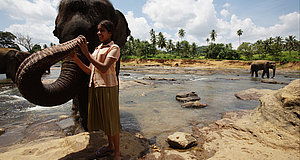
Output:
[
  {"xmin": 0, "ymin": 47, "xmax": 30, "ymax": 82},
  {"xmin": 250, "ymin": 60, "xmax": 276, "ymax": 78},
  {"xmin": 16, "ymin": 0, "xmax": 130, "ymax": 130}
]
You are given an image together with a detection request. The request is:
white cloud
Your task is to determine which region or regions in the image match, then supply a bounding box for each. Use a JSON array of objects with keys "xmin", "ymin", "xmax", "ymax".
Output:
[
  {"xmin": 142, "ymin": 0, "xmax": 299, "ymax": 48},
  {"xmin": 143, "ymin": 0, "xmax": 196, "ymax": 29},
  {"xmin": 221, "ymin": 9, "xmax": 230, "ymax": 18},
  {"xmin": 215, "ymin": 12, "xmax": 300, "ymax": 48},
  {"xmin": 0, "ymin": 0, "xmax": 59, "ymax": 45},
  {"xmin": 125, "ymin": 11, "xmax": 151, "ymax": 41},
  {"xmin": 223, "ymin": 3, "xmax": 230, "ymax": 8},
  {"xmin": 143, "ymin": 0, "xmax": 218, "ymax": 45}
]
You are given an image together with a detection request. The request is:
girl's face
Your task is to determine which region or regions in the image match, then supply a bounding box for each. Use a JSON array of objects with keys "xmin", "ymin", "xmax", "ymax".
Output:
[{"xmin": 97, "ymin": 25, "xmax": 112, "ymax": 43}]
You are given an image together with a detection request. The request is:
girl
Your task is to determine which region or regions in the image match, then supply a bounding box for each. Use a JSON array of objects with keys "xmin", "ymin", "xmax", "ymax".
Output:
[{"xmin": 70, "ymin": 20, "xmax": 121, "ymax": 160}]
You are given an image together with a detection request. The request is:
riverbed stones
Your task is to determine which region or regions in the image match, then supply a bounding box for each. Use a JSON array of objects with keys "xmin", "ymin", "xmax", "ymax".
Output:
[
  {"xmin": 176, "ymin": 91, "xmax": 200, "ymax": 102},
  {"xmin": 166, "ymin": 132, "xmax": 197, "ymax": 149},
  {"xmin": 181, "ymin": 101, "xmax": 207, "ymax": 108}
]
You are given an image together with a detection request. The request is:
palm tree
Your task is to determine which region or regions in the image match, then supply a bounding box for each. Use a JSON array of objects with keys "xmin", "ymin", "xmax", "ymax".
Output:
[
  {"xmin": 237, "ymin": 29, "xmax": 243, "ymax": 46},
  {"xmin": 285, "ymin": 35, "xmax": 296, "ymax": 56},
  {"xmin": 206, "ymin": 38, "xmax": 210, "ymax": 44},
  {"xmin": 150, "ymin": 29, "xmax": 156, "ymax": 46},
  {"xmin": 166, "ymin": 39, "xmax": 174, "ymax": 52},
  {"xmin": 157, "ymin": 32, "xmax": 166, "ymax": 49},
  {"xmin": 178, "ymin": 28, "xmax": 185, "ymax": 41},
  {"xmin": 210, "ymin": 29, "xmax": 217, "ymax": 43}
]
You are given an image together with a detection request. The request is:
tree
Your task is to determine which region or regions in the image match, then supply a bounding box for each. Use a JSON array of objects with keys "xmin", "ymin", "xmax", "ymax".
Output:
[
  {"xmin": 31, "ymin": 44, "xmax": 42, "ymax": 53},
  {"xmin": 206, "ymin": 38, "xmax": 210, "ymax": 44},
  {"xmin": 238, "ymin": 42, "xmax": 253, "ymax": 59},
  {"xmin": 150, "ymin": 29, "xmax": 156, "ymax": 46},
  {"xmin": 210, "ymin": 29, "xmax": 217, "ymax": 43},
  {"xmin": 0, "ymin": 31, "xmax": 20, "ymax": 50},
  {"xmin": 166, "ymin": 39, "xmax": 174, "ymax": 52},
  {"xmin": 285, "ymin": 35, "xmax": 297, "ymax": 56},
  {"xmin": 237, "ymin": 29, "xmax": 243, "ymax": 46},
  {"xmin": 15, "ymin": 33, "xmax": 34, "ymax": 52},
  {"xmin": 190, "ymin": 42, "xmax": 198, "ymax": 57},
  {"xmin": 157, "ymin": 32, "xmax": 166, "ymax": 49},
  {"xmin": 178, "ymin": 28, "xmax": 185, "ymax": 41}
]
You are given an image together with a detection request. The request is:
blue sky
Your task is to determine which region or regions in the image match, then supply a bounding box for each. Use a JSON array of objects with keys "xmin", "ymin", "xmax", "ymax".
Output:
[{"xmin": 0, "ymin": 0, "xmax": 299, "ymax": 49}]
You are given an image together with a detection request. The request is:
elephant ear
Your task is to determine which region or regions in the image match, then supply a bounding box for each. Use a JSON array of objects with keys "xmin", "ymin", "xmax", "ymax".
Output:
[
  {"xmin": 113, "ymin": 10, "xmax": 131, "ymax": 47},
  {"xmin": 15, "ymin": 51, "xmax": 30, "ymax": 62}
]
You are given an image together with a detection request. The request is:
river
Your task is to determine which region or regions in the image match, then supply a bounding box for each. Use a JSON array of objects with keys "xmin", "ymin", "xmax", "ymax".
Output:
[{"xmin": 0, "ymin": 65, "xmax": 298, "ymax": 148}]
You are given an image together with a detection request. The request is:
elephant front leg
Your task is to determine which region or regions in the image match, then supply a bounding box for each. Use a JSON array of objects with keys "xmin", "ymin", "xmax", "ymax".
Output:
[
  {"xmin": 266, "ymin": 70, "xmax": 270, "ymax": 78},
  {"xmin": 255, "ymin": 71, "xmax": 258, "ymax": 77}
]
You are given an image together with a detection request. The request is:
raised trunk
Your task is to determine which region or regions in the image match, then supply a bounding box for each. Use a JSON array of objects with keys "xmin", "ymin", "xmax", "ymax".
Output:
[{"xmin": 16, "ymin": 35, "xmax": 89, "ymax": 106}]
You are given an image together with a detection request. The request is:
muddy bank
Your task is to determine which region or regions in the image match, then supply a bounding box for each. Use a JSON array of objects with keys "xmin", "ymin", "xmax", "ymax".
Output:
[{"xmin": 121, "ymin": 59, "xmax": 300, "ymax": 70}]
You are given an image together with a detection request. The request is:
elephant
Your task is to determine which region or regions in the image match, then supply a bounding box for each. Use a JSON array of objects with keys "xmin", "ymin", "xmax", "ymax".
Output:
[
  {"xmin": 16, "ymin": 0, "xmax": 130, "ymax": 130},
  {"xmin": 250, "ymin": 60, "xmax": 276, "ymax": 78},
  {"xmin": 0, "ymin": 47, "xmax": 30, "ymax": 82}
]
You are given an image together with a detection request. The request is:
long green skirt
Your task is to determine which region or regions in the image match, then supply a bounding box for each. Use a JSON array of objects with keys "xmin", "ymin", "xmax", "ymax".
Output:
[{"xmin": 87, "ymin": 85, "xmax": 121, "ymax": 136}]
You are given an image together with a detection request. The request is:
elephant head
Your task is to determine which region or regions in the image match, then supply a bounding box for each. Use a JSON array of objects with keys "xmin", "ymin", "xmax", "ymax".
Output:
[
  {"xmin": 266, "ymin": 61, "xmax": 276, "ymax": 78},
  {"xmin": 0, "ymin": 47, "xmax": 30, "ymax": 82},
  {"xmin": 16, "ymin": 0, "xmax": 130, "ymax": 106}
]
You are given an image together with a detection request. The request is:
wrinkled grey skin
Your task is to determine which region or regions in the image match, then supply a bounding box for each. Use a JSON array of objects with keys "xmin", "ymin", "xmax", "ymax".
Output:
[
  {"xmin": 0, "ymin": 47, "xmax": 30, "ymax": 82},
  {"xmin": 251, "ymin": 60, "xmax": 276, "ymax": 78},
  {"xmin": 16, "ymin": 0, "xmax": 130, "ymax": 130}
]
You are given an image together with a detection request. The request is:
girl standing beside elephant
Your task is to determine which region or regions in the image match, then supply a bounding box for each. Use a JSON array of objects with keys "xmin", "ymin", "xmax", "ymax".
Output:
[{"xmin": 70, "ymin": 20, "xmax": 121, "ymax": 160}]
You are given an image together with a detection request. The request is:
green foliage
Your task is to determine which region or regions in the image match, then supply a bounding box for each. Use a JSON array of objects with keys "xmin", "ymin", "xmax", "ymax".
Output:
[
  {"xmin": 31, "ymin": 44, "xmax": 42, "ymax": 53},
  {"xmin": 122, "ymin": 28, "xmax": 299, "ymax": 63},
  {"xmin": 0, "ymin": 31, "xmax": 20, "ymax": 50}
]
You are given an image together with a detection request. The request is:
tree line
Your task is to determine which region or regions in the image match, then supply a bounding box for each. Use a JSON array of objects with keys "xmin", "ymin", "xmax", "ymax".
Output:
[
  {"xmin": 1, "ymin": 30, "xmax": 299, "ymax": 62},
  {"xmin": 121, "ymin": 28, "xmax": 300, "ymax": 62}
]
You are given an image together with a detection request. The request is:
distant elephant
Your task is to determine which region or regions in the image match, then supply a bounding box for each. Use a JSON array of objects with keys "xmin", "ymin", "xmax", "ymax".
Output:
[
  {"xmin": 16, "ymin": 0, "xmax": 130, "ymax": 130},
  {"xmin": 250, "ymin": 60, "xmax": 276, "ymax": 78},
  {"xmin": 0, "ymin": 47, "xmax": 30, "ymax": 82}
]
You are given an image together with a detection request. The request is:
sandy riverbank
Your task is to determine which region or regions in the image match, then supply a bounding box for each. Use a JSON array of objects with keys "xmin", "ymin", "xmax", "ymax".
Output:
[{"xmin": 121, "ymin": 59, "xmax": 300, "ymax": 70}]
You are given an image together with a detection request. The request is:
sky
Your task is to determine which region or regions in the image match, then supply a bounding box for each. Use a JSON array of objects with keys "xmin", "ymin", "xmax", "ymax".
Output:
[{"xmin": 0, "ymin": 0, "xmax": 299, "ymax": 49}]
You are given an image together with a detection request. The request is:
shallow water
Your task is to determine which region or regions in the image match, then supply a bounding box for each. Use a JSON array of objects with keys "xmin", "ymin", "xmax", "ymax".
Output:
[{"xmin": 0, "ymin": 65, "xmax": 297, "ymax": 148}]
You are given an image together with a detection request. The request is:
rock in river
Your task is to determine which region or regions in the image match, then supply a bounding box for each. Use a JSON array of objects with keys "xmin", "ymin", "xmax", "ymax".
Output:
[
  {"xmin": 176, "ymin": 91, "xmax": 200, "ymax": 102},
  {"xmin": 181, "ymin": 101, "xmax": 207, "ymax": 108},
  {"xmin": 166, "ymin": 132, "xmax": 197, "ymax": 149}
]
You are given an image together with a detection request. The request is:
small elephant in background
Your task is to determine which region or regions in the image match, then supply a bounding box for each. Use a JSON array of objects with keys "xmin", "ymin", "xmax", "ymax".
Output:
[
  {"xmin": 250, "ymin": 60, "xmax": 276, "ymax": 78},
  {"xmin": 0, "ymin": 47, "xmax": 31, "ymax": 82}
]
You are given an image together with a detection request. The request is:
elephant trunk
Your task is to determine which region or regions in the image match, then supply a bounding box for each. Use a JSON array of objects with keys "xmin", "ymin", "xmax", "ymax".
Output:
[
  {"xmin": 272, "ymin": 66, "xmax": 276, "ymax": 78},
  {"xmin": 16, "ymin": 35, "xmax": 88, "ymax": 106}
]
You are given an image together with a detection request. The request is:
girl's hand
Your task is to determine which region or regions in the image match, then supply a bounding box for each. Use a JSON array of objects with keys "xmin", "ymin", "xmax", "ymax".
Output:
[
  {"xmin": 69, "ymin": 51, "xmax": 78, "ymax": 61},
  {"xmin": 77, "ymin": 36, "xmax": 90, "ymax": 58}
]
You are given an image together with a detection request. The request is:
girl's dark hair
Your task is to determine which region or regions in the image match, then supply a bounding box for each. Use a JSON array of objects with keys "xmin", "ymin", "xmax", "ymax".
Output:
[{"xmin": 98, "ymin": 20, "xmax": 114, "ymax": 34}]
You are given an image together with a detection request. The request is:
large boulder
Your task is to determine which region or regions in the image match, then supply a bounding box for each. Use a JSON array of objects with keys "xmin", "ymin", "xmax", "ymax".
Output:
[
  {"xmin": 234, "ymin": 88, "xmax": 275, "ymax": 100},
  {"xmin": 166, "ymin": 132, "xmax": 197, "ymax": 149}
]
